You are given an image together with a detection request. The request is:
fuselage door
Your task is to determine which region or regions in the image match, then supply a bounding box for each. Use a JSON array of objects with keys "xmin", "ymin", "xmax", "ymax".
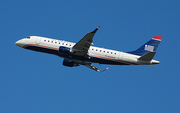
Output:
[
  {"xmin": 118, "ymin": 52, "xmax": 123, "ymax": 60},
  {"xmin": 35, "ymin": 37, "xmax": 41, "ymax": 45}
]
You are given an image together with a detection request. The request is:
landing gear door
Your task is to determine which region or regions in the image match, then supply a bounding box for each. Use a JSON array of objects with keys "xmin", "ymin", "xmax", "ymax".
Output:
[{"xmin": 35, "ymin": 37, "xmax": 41, "ymax": 45}]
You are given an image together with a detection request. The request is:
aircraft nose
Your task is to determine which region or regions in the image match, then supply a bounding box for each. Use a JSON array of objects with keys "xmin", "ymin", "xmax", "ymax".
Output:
[
  {"xmin": 15, "ymin": 40, "xmax": 23, "ymax": 48},
  {"xmin": 15, "ymin": 40, "xmax": 19, "ymax": 46}
]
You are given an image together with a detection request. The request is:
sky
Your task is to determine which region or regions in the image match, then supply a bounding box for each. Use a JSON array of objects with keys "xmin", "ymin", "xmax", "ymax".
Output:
[{"xmin": 1, "ymin": 0, "xmax": 180, "ymax": 113}]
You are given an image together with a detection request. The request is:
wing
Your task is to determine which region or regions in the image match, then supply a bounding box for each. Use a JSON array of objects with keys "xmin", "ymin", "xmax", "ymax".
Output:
[
  {"xmin": 76, "ymin": 62, "xmax": 109, "ymax": 72},
  {"xmin": 70, "ymin": 60, "xmax": 109, "ymax": 72},
  {"xmin": 84, "ymin": 63, "xmax": 103, "ymax": 72},
  {"xmin": 84, "ymin": 63, "xmax": 109, "ymax": 72},
  {"xmin": 72, "ymin": 26, "xmax": 100, "ymax": 56}
]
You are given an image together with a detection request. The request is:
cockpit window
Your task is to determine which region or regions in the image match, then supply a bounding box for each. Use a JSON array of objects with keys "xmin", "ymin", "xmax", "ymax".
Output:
[{"xmin": 26, "ymin": 37, "xmax": 30, "ymax": 39}]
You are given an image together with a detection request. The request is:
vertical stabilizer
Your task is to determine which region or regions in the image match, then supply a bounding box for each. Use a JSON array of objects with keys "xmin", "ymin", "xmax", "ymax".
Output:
[{"xmin": 128, "ymin": 36, "xmax": 162, "ymax": 56}]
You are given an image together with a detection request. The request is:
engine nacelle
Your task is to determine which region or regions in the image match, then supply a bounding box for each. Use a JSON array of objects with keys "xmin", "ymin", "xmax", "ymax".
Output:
[
  {"xmin": 63, "ymin": 59, "xmax": 79, "ymax": 67},
  {"xmin": 59, "ymin": 46, "xmax": 71, "ymax": 54}
]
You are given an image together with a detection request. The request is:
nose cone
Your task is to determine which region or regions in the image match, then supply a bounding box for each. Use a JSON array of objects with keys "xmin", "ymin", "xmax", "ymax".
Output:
[{"xmin": 15, "ymin": 40, "xmax": 24, "ymax": 48}]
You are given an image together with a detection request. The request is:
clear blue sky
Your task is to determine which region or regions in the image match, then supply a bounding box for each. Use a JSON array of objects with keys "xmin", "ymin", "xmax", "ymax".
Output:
[{"xmin": 1, "ymin": 0, "xmax": 180, "ymax": 113}]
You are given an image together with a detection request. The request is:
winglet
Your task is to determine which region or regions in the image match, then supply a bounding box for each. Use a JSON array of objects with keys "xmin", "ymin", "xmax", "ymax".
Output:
[
  {"xmin": 102, "ymin": 67, "xmax": 109, "ymax": 73},
  {"xmin": 91, "ymin": 26, "xmax": 100, "ymax": 33}
]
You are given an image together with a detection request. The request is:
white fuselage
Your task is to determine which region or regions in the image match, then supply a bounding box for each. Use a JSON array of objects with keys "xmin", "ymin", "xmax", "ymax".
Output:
[{"xmin": 15, "ymin": 36, "xmax": 159, "ymax": 66}]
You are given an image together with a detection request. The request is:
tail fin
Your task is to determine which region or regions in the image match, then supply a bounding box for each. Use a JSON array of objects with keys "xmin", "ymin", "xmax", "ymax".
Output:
[{"xmin": 128, "ymin": 36, "xmax": 163, "ymax": 56}]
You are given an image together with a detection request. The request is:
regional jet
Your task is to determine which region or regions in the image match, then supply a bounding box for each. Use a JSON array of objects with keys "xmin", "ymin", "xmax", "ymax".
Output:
[{"xmin": 15, "ymin": 26, "xmax": 162, "ymax": 72}]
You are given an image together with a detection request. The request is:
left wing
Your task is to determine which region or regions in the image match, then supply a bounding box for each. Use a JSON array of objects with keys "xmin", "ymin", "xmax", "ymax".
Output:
[{"xmin": 72, "ymin": 26, "xmax": 100, "ymax": 56}]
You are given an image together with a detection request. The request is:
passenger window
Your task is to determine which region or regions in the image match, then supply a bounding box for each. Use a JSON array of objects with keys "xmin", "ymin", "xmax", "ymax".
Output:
[
  {"xmin": 96, "ymin": 49, "xmax": 98, "ymax": 51},
  {"xmin": 107, "ymin": 51, "xmax": 109, "ymax": 53},
  {"xmin": 26, "ymin": 37, "xmax": 30, "ymax": 39},
  {"xmin": 59, "ymin": 42, "xmax": 60, "ymax": 44},
  {"xmin": 44, "ymin": 40, "xmax": 46, "ymax": 41},
  {"xmin": 100, "ymin": 50, "xmax": 102, "ymax": 52}
]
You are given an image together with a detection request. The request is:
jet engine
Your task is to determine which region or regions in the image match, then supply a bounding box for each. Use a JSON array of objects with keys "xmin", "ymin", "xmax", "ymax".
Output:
[
  {"xmin": 59, "ymin": 46, "xmax": 72, "ymax": 54},
  {"xmin": 63, "ymin": 59, "xmax": 79, "ymax": 67}
]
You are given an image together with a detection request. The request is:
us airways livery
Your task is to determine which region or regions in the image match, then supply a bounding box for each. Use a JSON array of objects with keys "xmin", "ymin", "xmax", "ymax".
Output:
[{"xmin": 15, "ymin": 26, "xmax": 162, "ymax": 72}]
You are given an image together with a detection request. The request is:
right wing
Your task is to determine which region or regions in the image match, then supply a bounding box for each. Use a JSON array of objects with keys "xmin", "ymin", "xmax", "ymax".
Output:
[
  {"xmin": 74, "ymin": 61, "xmax": 109, "ymax": 72},
  {"xmin": 84, "ymin": 63, "xmax": 103, "ymax": 72}
]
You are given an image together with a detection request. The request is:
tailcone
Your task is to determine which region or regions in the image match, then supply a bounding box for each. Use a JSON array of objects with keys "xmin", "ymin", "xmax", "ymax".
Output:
[{"xmin": 151, "ymin": 60, "xmax": 160, "ymax": 64}]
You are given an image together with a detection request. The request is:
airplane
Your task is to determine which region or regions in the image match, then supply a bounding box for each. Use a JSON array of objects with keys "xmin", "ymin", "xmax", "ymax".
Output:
[{"xmin": 15, "ymin": 26, "xmax": 162, "ymax": 72}]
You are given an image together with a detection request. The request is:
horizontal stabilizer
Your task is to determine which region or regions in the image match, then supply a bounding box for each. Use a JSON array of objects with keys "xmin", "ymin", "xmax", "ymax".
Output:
[{"xmin": 138, "ymin": 52, "xmax": 156, "ymax": 61}]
